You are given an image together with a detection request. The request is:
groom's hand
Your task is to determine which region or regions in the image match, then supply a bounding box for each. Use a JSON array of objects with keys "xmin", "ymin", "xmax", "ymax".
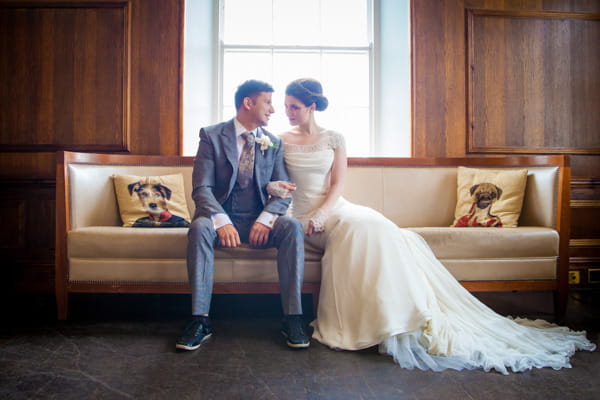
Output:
[
  {"xmin": 217, "ymin": 224, "xmax": 241, "ymax": 248},
  {"xmin": 249, "ymin": 222, "xmax": 271, "ymax": 247},
  {"xmin": 306, "ymin": 221, "xmax": 316, "ymax": 236}
]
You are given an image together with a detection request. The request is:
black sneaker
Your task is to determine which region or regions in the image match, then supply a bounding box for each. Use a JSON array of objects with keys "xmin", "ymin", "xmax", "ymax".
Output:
[
  {"xmin": 176, "ymin": 317, "xmax": 212, "ymax": 351},
  {"xmin": 281, "ymin": 315, "xmax": 310, "ymax": 349}
]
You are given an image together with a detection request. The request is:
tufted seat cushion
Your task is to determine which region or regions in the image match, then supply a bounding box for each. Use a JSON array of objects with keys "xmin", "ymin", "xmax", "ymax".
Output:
[
  {"xmin": 67, "ymin": 226, "xmax": 323, "ymax": 283},
  {"xmin": 408, "ymin": 226, "xmax": 558, "ymax": 281},
  {"xmin": 407, "ymin": 227, "xmax": 558, "ymax": 259}
]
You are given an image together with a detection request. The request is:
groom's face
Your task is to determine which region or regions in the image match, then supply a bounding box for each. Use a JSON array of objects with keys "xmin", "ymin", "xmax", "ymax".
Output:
[{"xmin": 248, "ymin": 92, "xmax": 274, "ymax": 127}]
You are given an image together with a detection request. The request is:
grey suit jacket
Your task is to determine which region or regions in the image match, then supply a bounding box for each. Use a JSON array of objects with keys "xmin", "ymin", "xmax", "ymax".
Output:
[{"xmin": 191, "ymin": 118, "xmax": 292, "ymax": 220}]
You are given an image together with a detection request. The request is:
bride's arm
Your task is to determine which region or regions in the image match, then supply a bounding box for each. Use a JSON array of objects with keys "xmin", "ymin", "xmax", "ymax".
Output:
[
  {"xmin": 321, "ymin": 143, "xmax": 347, "ymax": 213},
  {"xmin": 307, "ymin": 141, "xmax": 347, "ymax": 235}
]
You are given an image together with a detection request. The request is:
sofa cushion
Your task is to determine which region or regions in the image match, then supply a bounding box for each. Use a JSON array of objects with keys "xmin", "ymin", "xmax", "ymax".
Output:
[
  {"xmin": 113, "ymin": 173, "xmax": 191, "ymax": 227},
  {"xmin": 407, "ymin": 227, "xmax": 558, "ymax": 259},
  {"xmin": 452, "ymin": 167, "xmax": 528, "ymax": 227},
  {"xmin": 440, "ymin": 258, "xmax": 557, "ymax": 280},
  {"xmin": 68, "ymin": 258, "xmax": 323, "ymax": 284},
  {"xmin": 68, "ymin": 227, "xmax": 324, "ymax": 261}
]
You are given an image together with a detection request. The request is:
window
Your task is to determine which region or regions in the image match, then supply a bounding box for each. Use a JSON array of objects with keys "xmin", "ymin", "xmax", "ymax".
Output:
[
  {"xmin": 183, "ymin": 0, "xmax": 410, "ymax": 157},
  {"xmin": 220, "ymin": 0, "xmax": 372, "ymax": 156}
]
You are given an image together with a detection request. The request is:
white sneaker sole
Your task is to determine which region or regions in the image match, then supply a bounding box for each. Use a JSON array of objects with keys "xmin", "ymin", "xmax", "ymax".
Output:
[
  {"xmin": 175, "ymin": 332, "xmax": 212, "ymax": 351},
  {"xmin": 281, "ymin": 330, "xmax": 310, "ymax": 348}
]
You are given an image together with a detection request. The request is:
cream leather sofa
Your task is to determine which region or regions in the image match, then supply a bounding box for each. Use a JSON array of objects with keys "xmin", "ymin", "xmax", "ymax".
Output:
[{"xmin": 55, "ymin": 152, "xmax": 571, "ymax": 320}]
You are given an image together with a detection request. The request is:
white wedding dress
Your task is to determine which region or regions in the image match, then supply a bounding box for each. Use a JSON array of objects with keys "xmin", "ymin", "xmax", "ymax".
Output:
[{"xmin": 283, "ymin": 130, "xmax": 596, "ymax": 374}]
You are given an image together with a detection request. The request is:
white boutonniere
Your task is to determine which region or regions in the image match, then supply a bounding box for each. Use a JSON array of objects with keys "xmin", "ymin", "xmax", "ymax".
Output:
[{"xmin": 255, "ymin": 136, "xmax": 278, "ymax": 155}]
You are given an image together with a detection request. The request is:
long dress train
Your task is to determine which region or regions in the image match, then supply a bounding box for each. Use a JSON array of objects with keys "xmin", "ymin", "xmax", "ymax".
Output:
[{"xmin": 283, "ymin": 130, "xmax": 595, "ymax": 374}]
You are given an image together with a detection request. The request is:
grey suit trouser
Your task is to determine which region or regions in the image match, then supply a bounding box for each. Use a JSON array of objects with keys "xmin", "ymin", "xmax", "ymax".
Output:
[{"xmin": 187, "ymin": 216, "xmax": 305, "ymax": 316}]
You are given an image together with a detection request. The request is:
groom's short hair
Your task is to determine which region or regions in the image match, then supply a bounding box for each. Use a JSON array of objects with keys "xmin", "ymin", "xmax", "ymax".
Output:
[{"xmin": 235, "ymin": 80, "xmax": 274, "ymax": 110}]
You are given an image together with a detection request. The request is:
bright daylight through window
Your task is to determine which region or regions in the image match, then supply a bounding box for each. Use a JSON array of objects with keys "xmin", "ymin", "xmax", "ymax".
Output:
[
  {"xmin": 220, "ymin": 0, "xmax": 372, "ymax": 156},
  {"xmin": 183, "ymin": 0, "xmax": 410, "ymax": 157}
]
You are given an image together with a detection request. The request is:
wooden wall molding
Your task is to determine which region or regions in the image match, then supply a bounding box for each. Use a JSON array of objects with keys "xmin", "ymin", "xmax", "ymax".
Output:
[
  {"xmin": 468, "ymin": 9, "xmax": 600, "ymax": 21},
  {"xmin": 571, "ymin": 200, "xmax": 600, "ymax": 208},
  {"xmin": 571, "ymin": 177, "xmax": 600, "ymax": 188},
  {"xmin": 466, "ymin": 8, "xmax": 600, "ymax": 155},
  {"xmin": 571, "ymin": 178, "xmax": 600, "ymax": 206},
  {"xmin": 571, "ymin": 258, "xmax": 600, "ymax": 264},
  {"xmin": 0, "ymin": 0, "xmax": 131, "ymax": 152},
  {"xmin": 0, "ymin": 178, "xmax": 56, "ymax": 186},
  {"xmin": 565, "ymin": 171, "xmax": 597, "ymax": 284},
  {"xmin": 570, "ymin": 239, "xmax": 600, "ymax": 247}
]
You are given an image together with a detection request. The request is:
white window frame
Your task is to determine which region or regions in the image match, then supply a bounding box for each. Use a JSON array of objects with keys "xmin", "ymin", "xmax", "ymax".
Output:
[{"xmin": 183, "ymin": 0, "xmax": 411, "ymax": 157}]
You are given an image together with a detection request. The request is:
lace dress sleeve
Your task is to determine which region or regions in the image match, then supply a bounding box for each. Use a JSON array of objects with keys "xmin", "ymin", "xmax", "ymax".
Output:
[
  {"xmin": 329, "ymin": 131, "xmax": 346, "ymax": 150},
  {"xmin": 266, "ymin": 181, "xmax": 293, "ymax": 198}
]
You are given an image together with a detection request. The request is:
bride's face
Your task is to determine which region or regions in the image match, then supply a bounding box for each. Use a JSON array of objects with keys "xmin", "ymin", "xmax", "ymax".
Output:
[{"xmin": 285, "ymin": 95, "xmax": 314, "ymax": 126}]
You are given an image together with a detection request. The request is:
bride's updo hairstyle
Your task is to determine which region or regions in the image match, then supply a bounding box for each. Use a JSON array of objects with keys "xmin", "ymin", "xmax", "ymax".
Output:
[{"xmin": 285, "ymin": 78, "xmax": 329, "ymax": 111}]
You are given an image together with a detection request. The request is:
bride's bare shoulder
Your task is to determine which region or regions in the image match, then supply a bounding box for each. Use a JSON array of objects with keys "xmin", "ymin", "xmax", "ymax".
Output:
[
  {"xmin": 279, "ymin": 130, "xmax": 304, "ymax": 144},
  {"xmin": 278, "ymin": 131, "xmax": 292, "ymax": 140}
]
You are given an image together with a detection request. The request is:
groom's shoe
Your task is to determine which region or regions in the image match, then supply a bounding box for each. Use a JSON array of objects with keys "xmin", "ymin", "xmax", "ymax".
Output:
[
  {"xmin": 176, "ymin": 316, "xmax": 212, "ymax": 351},
  {"xmin": 281, "ymin": 315, "xmax": 310, "ymax": 349}
]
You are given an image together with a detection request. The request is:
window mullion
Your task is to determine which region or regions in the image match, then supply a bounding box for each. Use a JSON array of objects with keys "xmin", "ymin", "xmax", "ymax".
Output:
[{"xmin": 222, "ymin": 44, "xmax": 371, "ymax": 52}]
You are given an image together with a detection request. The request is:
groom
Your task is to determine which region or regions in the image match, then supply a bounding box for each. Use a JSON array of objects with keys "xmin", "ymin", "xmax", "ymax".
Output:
[{"xmin": 176, "ymin": 80, "xmax": 309, "ymax": 351}]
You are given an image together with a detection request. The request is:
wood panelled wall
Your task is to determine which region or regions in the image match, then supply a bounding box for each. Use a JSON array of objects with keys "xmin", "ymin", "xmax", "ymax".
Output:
[
  {"xmin": 412, "ymin": 0, "xmax": 600, "ymax": 287},
  {"xmin": 0, "ymin": 0, "xmax": 183, "ymax": 293},
  {"xmin": 1, "ymin": 0, "xmax": 598, "ymax": 295}
]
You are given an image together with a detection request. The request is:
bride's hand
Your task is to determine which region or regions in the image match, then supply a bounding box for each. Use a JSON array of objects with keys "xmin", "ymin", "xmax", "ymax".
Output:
[
  {"xmin": 266, "ymin": 181, "xmax": 296, "ymax": 198},
  {"xmin": 307, "ymin": 208, "xmax": 327, "ymax": 235}
]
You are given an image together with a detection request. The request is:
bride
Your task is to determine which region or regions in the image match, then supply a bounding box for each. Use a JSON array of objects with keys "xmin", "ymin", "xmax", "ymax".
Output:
[{"xmin": 269, "ymin": 78, "xmax": 596, "ymax": 374}]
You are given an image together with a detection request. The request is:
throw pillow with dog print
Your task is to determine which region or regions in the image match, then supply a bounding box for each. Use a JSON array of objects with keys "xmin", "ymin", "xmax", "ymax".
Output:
[
  {"xmin": 452, "ymin": 167, "xmax": 528, "ymax": 228},
  {"xmin": 113, "ymin": 173, "xmax": 191, "ymax": 227}
]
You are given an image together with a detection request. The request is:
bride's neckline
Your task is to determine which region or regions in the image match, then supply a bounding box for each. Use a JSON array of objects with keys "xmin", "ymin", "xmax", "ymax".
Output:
[
  {"xmin": 282, "ymin": 130, "xmax": 337, "ymax": 153},
  {"xmin": 281, "ymin": 129, "xmax": 332, "ymax": 147}
]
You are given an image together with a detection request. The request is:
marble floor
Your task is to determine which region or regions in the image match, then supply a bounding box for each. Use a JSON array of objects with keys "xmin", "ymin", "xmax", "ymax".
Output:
[{"xmin": 1, "ymin": 290, "xmax": 599, "ymax": 400}]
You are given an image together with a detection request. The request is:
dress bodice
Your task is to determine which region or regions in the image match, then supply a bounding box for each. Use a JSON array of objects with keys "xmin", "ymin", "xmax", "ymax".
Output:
[{"xmin": 283, "ymin": 130, "xmax": 345, "ymax": 222}]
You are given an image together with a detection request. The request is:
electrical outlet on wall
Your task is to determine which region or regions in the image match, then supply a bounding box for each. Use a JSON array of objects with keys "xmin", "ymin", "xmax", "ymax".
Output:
[{"xmin": 569, "ymin": 271, "xmax": 580, "ymax": 285}]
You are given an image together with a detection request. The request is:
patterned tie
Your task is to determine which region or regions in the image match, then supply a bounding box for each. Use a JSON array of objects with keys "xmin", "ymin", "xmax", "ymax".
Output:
[{"xmin": 237, "ymin": 132, "xmax": 255, "ymax": 188}]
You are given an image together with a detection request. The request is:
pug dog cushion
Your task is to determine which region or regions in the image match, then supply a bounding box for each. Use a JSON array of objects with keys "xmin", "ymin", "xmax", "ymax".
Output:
[
  {"xmin": 113, "ymin": 173, "xmax": 191, "ymax": 227},
  {"xmin": 452, "ymin": 167, "xmax": 528, "ymax": 228}
]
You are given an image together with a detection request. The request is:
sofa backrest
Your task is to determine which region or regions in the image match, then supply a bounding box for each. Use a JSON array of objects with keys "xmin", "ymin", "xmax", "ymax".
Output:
[
  {"xmin": 62, "ymin": 153, "xmax": 564, "ymax": 230},
  {"xmin": 68, "ymin": 164, "xmax": 195, "ymax": 229},
  {"xmin": 343, "ymin": 165, "xmax": 559, "ymax": 228}
]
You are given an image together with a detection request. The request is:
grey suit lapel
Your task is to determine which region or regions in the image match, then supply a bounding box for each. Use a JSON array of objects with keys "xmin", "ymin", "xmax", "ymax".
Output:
[
  {"xmin": 220, "ymin": 119, "xmax": 238, "ymax": 170},
  {"xmin": 219, "ymin": 119, "xmax": 239, "ymax": 193}
]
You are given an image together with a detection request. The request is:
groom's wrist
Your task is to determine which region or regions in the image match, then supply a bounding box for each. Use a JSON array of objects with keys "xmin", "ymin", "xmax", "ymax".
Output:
[
  {"xmin": 211, "ymin": 213, "xmax": 232, "ymax": 230},
  {"xmin": 256, "ymin": 211, "xmax": 277, "ymax": 228}
]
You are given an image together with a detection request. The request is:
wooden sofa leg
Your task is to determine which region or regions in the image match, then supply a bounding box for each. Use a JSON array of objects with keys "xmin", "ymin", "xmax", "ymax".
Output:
[{"xmin": 56, "ymin": 289, "xmax": 69, "ymax": 320}]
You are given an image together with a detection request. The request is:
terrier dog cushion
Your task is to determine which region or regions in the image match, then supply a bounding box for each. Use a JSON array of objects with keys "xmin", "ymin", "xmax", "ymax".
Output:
[
  {"xmin": 112, "ymin": 173, "xmax": 191, "ymax": 227},
  {"xmin": 452, "ymin": 167, "xmax": 528, "ymax": 228}
]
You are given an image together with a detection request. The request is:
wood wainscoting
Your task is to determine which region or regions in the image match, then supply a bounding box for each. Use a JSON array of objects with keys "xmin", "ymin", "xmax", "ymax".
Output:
[
  {"xmin": 570, "ymin": 177, "xmax": 600, "ymax": 287},
  {"xmin": 0, "ymin": 0, "xmax": 184, "ymax": 294},
  {"xmin": 411, "ymin": 0, "xmax": 600, "ymax": 289}
]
